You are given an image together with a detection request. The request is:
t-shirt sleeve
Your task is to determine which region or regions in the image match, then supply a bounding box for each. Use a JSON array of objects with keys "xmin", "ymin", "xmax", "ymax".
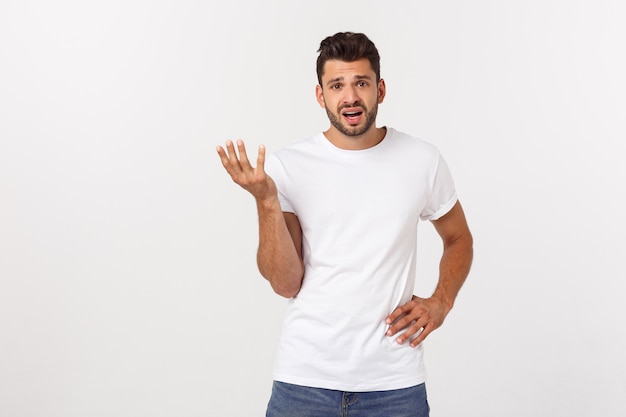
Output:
[
  {"xmin": 420, "ymin": 152, "xmax": 457, "ymax": 221},
  {"xmin": 265, "ymin": 153, "xmax": 296, "ymax": 214}
]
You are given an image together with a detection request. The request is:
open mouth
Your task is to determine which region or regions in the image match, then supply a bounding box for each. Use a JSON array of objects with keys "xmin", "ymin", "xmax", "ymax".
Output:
[{"xmin": 342, "ymin": 110, "xmax": 363, "ymax": 123}]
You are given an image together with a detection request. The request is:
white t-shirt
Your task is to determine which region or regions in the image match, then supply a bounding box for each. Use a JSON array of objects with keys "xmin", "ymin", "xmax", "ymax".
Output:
[{"xmin": 264, "ymin": 127, "xmax": 457, "ymax": 392}]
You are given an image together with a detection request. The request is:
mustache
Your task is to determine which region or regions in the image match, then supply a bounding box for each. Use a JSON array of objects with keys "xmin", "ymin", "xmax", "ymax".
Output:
[{"xmin": 339, "ymin": 101, "xmax": 366, "ymax": 111}]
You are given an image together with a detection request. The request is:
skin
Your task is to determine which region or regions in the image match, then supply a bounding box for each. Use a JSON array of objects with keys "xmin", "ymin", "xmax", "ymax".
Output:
[
  {"xmin": 385, "ymin": 201, "xmax": 473, "ymax": 347},
  {"xmin": 216, "ymin": 140, "xmax": 304, "ymax": 298},
  {"xmin": 217, "ymin": 58, "xmax": 473, "ymax": 347},
  {"xmin": 315, "ymin": 58, "xmax": 387, "ymax": 150}
]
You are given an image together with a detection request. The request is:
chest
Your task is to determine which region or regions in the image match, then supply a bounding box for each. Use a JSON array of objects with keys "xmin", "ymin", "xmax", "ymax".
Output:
[{"xmin": 285, "ymin": 155, "xmax": 432, "ymax": 233}]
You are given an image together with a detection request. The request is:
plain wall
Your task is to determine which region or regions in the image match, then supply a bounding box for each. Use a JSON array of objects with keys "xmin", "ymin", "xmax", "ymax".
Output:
[{"xmin": 1, "ymin": 1, "xmax": 624, "ymax": 416}]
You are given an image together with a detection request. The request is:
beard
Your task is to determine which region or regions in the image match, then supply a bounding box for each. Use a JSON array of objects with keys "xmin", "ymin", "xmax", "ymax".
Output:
[{"xmin": 325, "ymin": 101, "xmax": 378, "ymax": 137}]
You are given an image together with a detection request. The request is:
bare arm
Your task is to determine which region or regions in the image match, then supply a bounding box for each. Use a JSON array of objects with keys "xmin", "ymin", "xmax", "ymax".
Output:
[
  {"xmin": 217, "ymin": 140, "xmax": 304, "ymax": 297},
  {"xmin": 385, "ymin": 200, "xmax": 473, "ymax": 347},
  {"xmin": 255, "ymin": 202, "xmax": 304, "ymax": 298}
]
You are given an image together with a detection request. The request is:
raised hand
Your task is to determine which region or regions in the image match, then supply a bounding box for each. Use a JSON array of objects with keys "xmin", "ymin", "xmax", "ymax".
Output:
[{"xmin": 216, "ymin": 139, "xmax": 277, "ymax": 202}]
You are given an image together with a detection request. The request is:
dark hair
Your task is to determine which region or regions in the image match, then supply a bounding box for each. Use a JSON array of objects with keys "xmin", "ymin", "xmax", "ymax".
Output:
[{"xmin": 316, "ymin": 32, "xmax": 381, "ymax": 85}]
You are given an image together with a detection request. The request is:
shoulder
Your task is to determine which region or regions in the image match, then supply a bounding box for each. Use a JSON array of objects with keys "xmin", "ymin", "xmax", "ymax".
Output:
[
  {"xmin": 270, "ymin": 133, "xmax": 322, "ymax": 160},
  {"xmin": 386, "ymin": 127, "xmax": 441, "ymax": 159},
  {"xmin": 265, "ymin": 133, "xmax": 322, "ymax": 177}
]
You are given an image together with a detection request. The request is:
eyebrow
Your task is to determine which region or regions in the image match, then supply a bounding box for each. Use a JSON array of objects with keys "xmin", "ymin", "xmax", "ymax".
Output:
[{"xmin": 325, "ymin": 74, "xmax": 373, "ymax": 87}]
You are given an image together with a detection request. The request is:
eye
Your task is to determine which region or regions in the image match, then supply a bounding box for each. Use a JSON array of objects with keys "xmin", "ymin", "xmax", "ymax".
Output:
[
  {"xmin": 357, "ymin": 81, "xmax": 368, "ymax": 87},
  {"xmin": 331, "ymin": 84, "xmax": 341, "ymax": 90}
]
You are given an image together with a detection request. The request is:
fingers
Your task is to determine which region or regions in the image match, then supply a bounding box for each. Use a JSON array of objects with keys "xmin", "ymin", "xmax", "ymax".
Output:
[
  {"xmin": 257, "ymin": 144, "xmax": 266, "ymax": 172},
  {"xmin": 216, "ymin": 141, "xmax": 232, "ymax": 167},
  {"xmin": 216, "ymin": 140, "xmax": 265, "ymax": 168},
  {"xmin": 394, "ymin": 317, "xmax": 430, "ymax": 346},
  {"xmin": 409, "ymin": 324, "xmax": 434, "ymax": 347},
  {"xmin": 238, "ymin": 142, "xmax": 267, "ymax": 178},
  {"xmin": 216, "ymin": 140, "xmax": 243, "ymax": 174},
  {"xmin": 385, "ymin": 304, "xmax": 408, "ymax": 326},
  {"xmin": 386, "ymin": 308, "xmax": 413, "ymax": 334},
  {"xmin": 217, "ymin": 139, "xmax": 266, "ymax": 174},
  {"xmin": 385, "ymin": 295, "xmax": 423, "ymax": 323},
  {"xmin": 237, "ymin": 139, "xmax": 251, "ymax": 166},
  {"xmin": 217, "ymin": 140, "xmax": 272, "ymax": 199},
  {"xmin": 387, "ymin": 313, "xmax": 428, "ymax": 343},
  {"xmin": 385, "ymin": 297, "xmax": 422, "ymax": 333},
  {"xmin": 385, "ymin": 297, "xmax": 444, "ymax": 347}
]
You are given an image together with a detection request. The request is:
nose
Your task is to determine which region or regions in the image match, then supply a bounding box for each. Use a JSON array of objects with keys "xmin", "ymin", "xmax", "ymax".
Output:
[{"xmin": 342, "ymin": 85, "xmax": 360, "ymax": 105}]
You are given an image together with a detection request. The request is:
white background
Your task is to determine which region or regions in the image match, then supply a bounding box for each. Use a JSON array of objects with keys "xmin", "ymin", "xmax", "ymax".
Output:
[{"xmin": 1, "ymin": 1, "xmax": 625, "ymax": 416}]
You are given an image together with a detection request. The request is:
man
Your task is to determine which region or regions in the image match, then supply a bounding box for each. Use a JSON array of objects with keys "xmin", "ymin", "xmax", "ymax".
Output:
[{"xmin": 217, "ymin": 32, "xmax": 473, "ymax": 417}]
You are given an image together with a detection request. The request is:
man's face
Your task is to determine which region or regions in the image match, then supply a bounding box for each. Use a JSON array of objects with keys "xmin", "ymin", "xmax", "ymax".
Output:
[{"xmin": 316, "ymin": 59, "xmax": 386, "ymax": 138}]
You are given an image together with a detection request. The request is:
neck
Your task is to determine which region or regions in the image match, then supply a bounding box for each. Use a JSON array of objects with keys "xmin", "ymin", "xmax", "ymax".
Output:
[{"xmin": 323, "ymin": 126, "xmax": 387, "ymax": 150}]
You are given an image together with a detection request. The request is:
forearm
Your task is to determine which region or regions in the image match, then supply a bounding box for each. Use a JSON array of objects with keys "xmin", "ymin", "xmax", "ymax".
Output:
[
  {"xmin": 431, "ymin": 232, "xmax": 473, "ymax": 312},
  {"xmin": 256, "ymin": 197, "xmax": 304, "ymax": 298},
  {"xmin": 386, "ymin": 230, "xmax": 472, "ymax": 347},
  {"xmin": 216, "ymin": 140, "xmax": 304, "ymax": 297}
]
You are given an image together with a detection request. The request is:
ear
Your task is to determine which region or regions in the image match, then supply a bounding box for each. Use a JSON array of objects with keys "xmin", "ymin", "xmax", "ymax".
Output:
[
  {"xmin": 377, "ymin": 78, "xmax": 386, "ymax": 104},
  {"xmin": 315, "ymin": 84, "xmax": 326, "ymax": 108}
]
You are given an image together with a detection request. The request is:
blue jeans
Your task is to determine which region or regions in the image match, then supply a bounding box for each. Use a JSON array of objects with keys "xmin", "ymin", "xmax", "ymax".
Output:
[{"xmin": 266, "ymin": 381, "xmax": 430, "ymax": 417}]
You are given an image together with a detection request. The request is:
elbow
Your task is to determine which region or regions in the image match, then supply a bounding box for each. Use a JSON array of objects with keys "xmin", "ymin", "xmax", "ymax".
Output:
[
  {"xmin": 270, "ymin": 274, "xmax": 303, "ymax": 298},
  {"xmin": 464, "ymin": 231, "xmax": 474, "ymax": 254},
  {"xmin": 447, "ymin": 229, "xmax": 473, "ymax": 252},
  {"xmin": 272, "ymin": 283, "xmax": 301, "ymax": 298},
  {"xmin": 466, "ymin": 231, "xmax": 474, "ymax": 256},
  {"xmin": 261, "ymin": 265, "xmax": 304, "ymax": 299}
]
